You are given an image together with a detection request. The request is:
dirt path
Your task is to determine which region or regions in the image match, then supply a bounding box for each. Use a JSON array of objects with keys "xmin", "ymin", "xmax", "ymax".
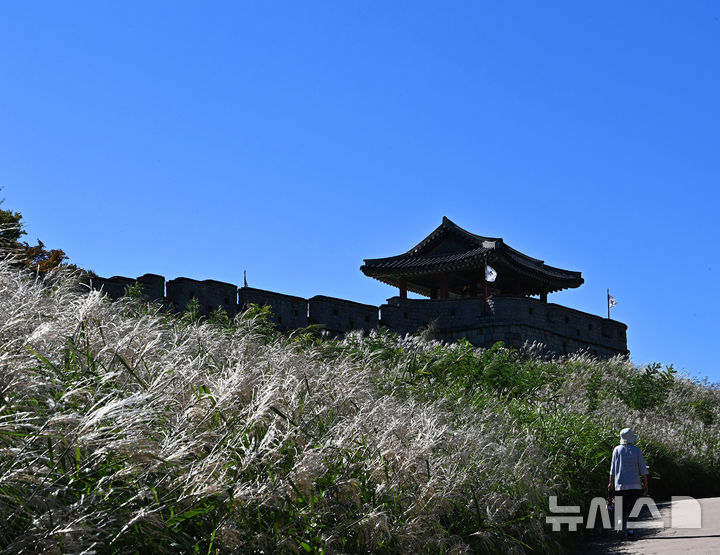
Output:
[{"xmin": 578, "ymin": 497, "xmax": 720, "ymax": 554}]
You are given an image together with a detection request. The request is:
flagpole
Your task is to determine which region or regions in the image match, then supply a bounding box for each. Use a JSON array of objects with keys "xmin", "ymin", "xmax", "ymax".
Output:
[
  {"xmin": 607, "ymin": 288, "xmax": 610, "ymax": 319},
  {"xmin": 483, "ymin": 261, "xmax": 489, "ymax": 314}
]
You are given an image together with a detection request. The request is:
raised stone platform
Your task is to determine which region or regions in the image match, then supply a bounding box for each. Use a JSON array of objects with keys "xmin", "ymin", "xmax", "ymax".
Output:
[{"xmin": 381, "ymin": 296, "xmax": 627, "ymax": 358}]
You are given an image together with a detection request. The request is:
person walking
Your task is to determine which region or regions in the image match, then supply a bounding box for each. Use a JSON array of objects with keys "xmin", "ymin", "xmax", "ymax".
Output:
[{"xmin": 608, "ymin": 427, "xmax": 649, "ymax": 538}]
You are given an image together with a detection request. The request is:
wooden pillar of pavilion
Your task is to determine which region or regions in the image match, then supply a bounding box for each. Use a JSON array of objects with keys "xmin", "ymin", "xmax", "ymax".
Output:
[
  {"xmin": 540, "ymin": 292, "xmax": 548, "ymax": 303},
  {"xmin": 399, "ymin": 277, "xmax": 407, "ymax": 299},
  {"xmin": 439, "ymin": 274, "xmax": 449, "ymax": 299}
]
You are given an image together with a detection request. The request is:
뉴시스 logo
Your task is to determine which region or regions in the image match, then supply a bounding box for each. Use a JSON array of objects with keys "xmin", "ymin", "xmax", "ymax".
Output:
[{"xmin": 545, "ymin": 495, "xmax": 702, "ymax": 531}]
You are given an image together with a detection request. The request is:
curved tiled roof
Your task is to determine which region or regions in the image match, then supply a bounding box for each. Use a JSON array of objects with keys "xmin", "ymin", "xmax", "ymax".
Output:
[
  {"xmin": 362, "ymin": 245, "xmax": 490, "ymax": 274},
  {"xmin": 361, "ymin": 217, "xmax": 583, "ymax": 295}
]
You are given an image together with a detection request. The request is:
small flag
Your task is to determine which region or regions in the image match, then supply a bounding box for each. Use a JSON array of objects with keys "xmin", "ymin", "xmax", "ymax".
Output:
[
  {"xmin": 485, "ymin": 265, "xmax": 497, "ymax": 283},
  {"xmin": 607, "ymin": 289, "xmax": 617, "ymax": 319}
]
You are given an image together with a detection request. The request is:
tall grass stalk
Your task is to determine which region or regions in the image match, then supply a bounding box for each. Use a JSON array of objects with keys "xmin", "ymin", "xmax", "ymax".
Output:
[{"xmin": 1, "ymin": 258, "xmax": 718, "ymax": 553}]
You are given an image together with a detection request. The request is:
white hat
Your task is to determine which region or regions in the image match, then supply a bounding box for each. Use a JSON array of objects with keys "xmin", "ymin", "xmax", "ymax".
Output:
[{"xmin": 620, "ymin": 428, "xmax": 638, "ymax": 445}]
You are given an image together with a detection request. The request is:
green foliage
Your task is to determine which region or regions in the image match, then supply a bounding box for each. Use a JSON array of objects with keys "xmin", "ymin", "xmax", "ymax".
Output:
[
  {"xmin": 621, "ymin": 362, "xmax": 676, "ymax": 410},
  {"xmin": 0, "ymin": 202, "xmax": 69, "ymax": 272},
  {"xmin": 0, "ymin": 206, "xmax": 25, "ymax": 243},
  {"xmin": 521, "ymin": 407, "xmax": 616, "ymax": 502},
  {"xmin": 240, "ymin": 303, "xmax": 276, "ymax": 337},
  {"xmin": 182, "ymin": 297, "xmax": 203, "ymax": 324},
  {"xmin": 585, "ymin": 369, "xmax": 603, "ymax": 412},
  {"xmin": 476, "ymin": 342, "xmax": 560, "ymax": 397},
  {"xmin": 386, "ymin": 340, "xmax": 560, "ymax": 403},
  {"xmin": 638, "ymin": 438, "xmax": 720, "ymax": 499},
  {"xmin": 208, "ymin": 305, "xmax": 232, "ymax": 328},
  {"xmin": 691, "ymin": 398, "xmax": 715, "ymax": 426},
  {"xmin": 123, "ymin": 281, "xmax": 144, "ymax": 299}
]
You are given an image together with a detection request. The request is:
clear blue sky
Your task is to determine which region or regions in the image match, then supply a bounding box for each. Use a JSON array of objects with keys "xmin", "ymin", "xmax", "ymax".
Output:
[{"xmin": 2, "ymin": 2, "xmax": 718, "ymax": 382}]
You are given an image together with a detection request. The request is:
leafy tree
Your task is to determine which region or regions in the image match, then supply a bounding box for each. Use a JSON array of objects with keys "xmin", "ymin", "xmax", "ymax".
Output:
[
  {"xmin": 0, "ymin": 200, "xmax": 69, "ymax": 273},
  {"xmin": 19, "ymin": 239, "xmax": 68, "ymax": 272},
  {"xmin": 0, "ymin": 207, "xmax": 25, "ymax": 244}
]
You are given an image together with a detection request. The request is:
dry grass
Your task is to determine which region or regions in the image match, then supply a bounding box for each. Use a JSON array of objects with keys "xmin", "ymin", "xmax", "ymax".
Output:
[{"xmin": 1, "ymin": 258, "xmax": 718, "ymax": 553}]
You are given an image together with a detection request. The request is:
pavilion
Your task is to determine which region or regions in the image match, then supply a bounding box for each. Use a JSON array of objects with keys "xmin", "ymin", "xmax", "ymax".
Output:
[{"xmin": 360, "ymin": 217, "xmax": 584, "ymax": 304}]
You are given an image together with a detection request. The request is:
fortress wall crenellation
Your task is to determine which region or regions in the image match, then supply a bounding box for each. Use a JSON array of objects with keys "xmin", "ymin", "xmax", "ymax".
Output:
[
  {"xmin": 85, "ymin": 272, "xmax": 628, "ymax": 358},
  {"xmin": 88, "ymin": 275, "xmax": 139, "ymax": 300},
  {"xmin": 166, "ymin": 277, "xmax": 239, "ymax": 317},
  {"xmin": 308, "ymin": 295, "xmax": 379, "ymax": 336},
  {"xmin": 136, "ymin": 274, "xmax": 165, "ymax": 302},
  {"xmin": 238, "ymin": 287, "xmax": 308, "ymax": 330}
]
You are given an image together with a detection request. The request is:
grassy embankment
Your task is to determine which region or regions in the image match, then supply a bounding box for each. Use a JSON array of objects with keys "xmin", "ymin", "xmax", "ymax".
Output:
[{"xmin": 1, "ymin": 259, "xmax": 719, "ymax": 553}]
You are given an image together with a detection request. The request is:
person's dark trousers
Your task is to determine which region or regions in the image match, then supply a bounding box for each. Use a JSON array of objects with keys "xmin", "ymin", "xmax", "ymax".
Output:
[{"xmin": 616, "ymin": 489, "xmax": 643, "ymax": 532}]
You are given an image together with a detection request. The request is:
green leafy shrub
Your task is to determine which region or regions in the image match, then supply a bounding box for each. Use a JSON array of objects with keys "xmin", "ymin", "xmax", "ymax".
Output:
[
  {"xmin": 691, "ymin": 398, "xmax": 715, "ymax": 426},
  {"xmin": 585, "ymin": 370, "xmax": 603, "ymax": 412},
  {"xmin": 208, "ymin": 305, "xmax": 232, "ymax": 328},
  {"xmin": 123, "ymin": 280, "xmax": 144, "ymax": 299},
  {"xmin": 182, "ymin": 296, "xmax": 203, "ymax": 324},
  {"xmin": 621, "ymin": 362, "xmax": 676, "ymax": 410},
  {"xmin": 239, "ymin": 302, "xmax": 276, "ymax": 338}
]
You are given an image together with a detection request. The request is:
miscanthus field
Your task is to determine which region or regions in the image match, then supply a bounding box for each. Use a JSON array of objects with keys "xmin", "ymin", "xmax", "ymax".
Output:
[{"xmin": 1, "ymin": 258, "xmax": 719, "ymax": 554}]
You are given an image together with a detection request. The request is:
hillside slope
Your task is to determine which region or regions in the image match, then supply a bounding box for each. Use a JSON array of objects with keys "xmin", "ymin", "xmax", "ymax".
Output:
[{"xmin": 1, "ymin": 259, "xmax": 718, "ymax": 553}]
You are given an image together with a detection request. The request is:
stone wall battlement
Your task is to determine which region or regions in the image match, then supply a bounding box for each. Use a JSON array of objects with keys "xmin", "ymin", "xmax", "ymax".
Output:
[{"xmin": 86, "ymin": 272, "xmax": 627, "ymax": 359}]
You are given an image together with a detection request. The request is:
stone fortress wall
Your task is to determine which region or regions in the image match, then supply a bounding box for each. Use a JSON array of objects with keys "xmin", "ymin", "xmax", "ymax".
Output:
[{"xmin": 87, "ymin": 273, "xmax": 627, "ymax": 359}]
